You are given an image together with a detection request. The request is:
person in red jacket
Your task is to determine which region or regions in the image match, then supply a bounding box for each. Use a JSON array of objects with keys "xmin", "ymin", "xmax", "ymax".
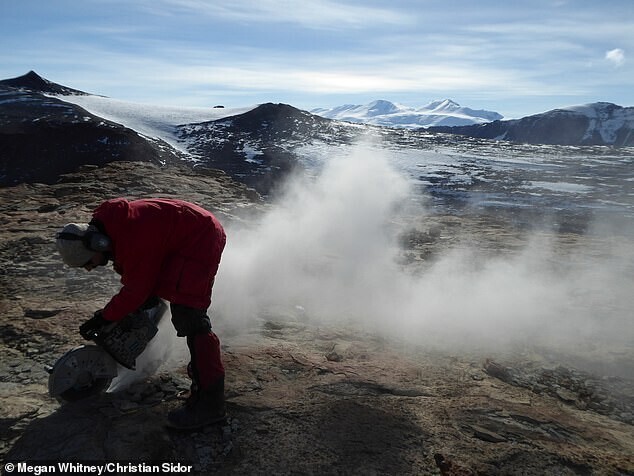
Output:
[{"xmin": 56, "ymin": 198, "xmax": 227, "ymax": 430}]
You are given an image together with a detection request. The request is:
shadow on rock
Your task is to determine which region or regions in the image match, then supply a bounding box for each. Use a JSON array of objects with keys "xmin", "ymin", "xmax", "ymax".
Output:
[
  {"xmin": 317, "ymin": 399, "xmax": 428, "ymax": 474},
  {"xmin": 5, "ymin": 395, "xmax": 175, "ymax": 462}
]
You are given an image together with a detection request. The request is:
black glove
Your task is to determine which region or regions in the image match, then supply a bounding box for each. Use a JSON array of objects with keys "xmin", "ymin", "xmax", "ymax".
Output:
[
  {"xmin": 79, "ymin": 310, "xmax": 107, "ymax": 340},
  {"xmin": 139, "ymin": 296, "xmax": 160, "ymax": 311}
]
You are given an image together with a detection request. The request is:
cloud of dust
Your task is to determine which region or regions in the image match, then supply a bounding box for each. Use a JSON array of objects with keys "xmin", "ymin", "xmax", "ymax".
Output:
[
  {"xmin": 211, "ymin": 141, "xmax": 634, "ymax": 366},
  {"xmin": 214, "ymin": 143, "xmax": 410, "ymax": 326},
  {"xmin": 111, "ymin": 141, "xmax": 631, "ymax": 389}
]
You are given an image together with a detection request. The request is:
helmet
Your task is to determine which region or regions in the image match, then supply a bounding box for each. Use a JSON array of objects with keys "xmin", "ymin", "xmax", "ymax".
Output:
[{"xmin": 55, "ymin": 223, "xmax": 99, "ymax": 267}]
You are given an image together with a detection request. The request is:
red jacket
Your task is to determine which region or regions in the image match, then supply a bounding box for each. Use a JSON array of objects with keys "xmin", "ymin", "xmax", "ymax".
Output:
[{"xmin": 92, "ymin": 198, "xmax": 226, "ymax": 321}]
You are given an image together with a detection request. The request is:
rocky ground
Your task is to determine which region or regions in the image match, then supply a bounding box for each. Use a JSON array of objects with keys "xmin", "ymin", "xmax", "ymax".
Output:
[{"xmin": 1, "ymin": 161, "xmax": 633, "ymax": 475}]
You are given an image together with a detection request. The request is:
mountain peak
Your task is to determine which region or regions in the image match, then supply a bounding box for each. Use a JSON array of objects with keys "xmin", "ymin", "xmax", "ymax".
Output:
[
  {"xmin": 0, "ymin": 70, "xmax": 89, "ymax": 96},
  {"xmin": 366, "ymin": 100, "xmax": 400, "ymax": 116},
  {"xmin": 1, "ymin": 70, "xmax": 49, "ymax": 90},
  {"xmin": 422, "ymin": 99, "xmax": 461, "ymax": 112}
]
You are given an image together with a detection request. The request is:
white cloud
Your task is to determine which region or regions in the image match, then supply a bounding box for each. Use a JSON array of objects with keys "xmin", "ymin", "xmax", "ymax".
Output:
[
  {"xmin": 605, "ymin": 48, "xmax": 625, "ymax": 67},
  {"xmin": 150, "ymin": 0, "xmax": 411, "ymax": 30},
  {"xmin": 4, "ymin": 1, "xmax": 633, "ymax": 113}
]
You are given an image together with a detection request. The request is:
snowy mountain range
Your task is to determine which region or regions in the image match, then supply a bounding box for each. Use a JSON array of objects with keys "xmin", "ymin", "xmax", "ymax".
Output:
[
  {"xmin": 1, "ymin": 71, "xmax": 633, "ymax": 190},
  {"xmin": 311, "ymin": 99, "xmax": 503, "ymax": 129}
]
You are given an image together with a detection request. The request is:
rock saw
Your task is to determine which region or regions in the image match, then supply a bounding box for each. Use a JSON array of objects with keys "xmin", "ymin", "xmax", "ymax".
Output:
[{"xmin": 46, "ymin": 300, "xmax": 167, "ymax": 403}]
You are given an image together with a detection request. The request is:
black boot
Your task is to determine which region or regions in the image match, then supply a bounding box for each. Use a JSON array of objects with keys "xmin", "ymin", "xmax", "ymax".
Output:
[{"xmin": 167, "ymin": 378, "xmax": 226, "ymax": 430}]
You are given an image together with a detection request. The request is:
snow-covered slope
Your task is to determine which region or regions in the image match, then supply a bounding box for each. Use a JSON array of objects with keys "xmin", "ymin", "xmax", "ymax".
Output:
[
  {"xmin": 312, "ymin": 99, "xmax": 503, "ymax": 129},
  {"xmin": 0, "ymin": 86, "xmax": 185, "ymax": 185},
  {"xmin": 56, "ymin": 94, "xmax": 256, "ymax": 152}
]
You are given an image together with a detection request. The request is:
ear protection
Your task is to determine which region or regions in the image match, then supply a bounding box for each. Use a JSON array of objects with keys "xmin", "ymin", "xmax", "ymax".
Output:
[{"xmin": 56, "ymin": 227, "xmax": 111, "ymax": 252}]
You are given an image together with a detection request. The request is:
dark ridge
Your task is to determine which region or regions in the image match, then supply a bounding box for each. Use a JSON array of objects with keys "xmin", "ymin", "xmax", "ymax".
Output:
[
  {"xmin": 427, "ymin": 102, "xmax": 634, "ymax": 147},
  {"xmin": 0, "ymin": 70, "xmax": 91, "ymax": 96}
]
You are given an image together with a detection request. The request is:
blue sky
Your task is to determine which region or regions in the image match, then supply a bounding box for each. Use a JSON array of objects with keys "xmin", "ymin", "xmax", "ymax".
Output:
[{"xmin": 1, "ymin": 0, "xmax": 632, "ymax": 118}]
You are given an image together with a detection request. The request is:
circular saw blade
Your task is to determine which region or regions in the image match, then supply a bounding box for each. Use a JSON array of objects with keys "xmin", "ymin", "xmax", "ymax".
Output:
[{"xmin": 48, "ymin": 345, "xmax": 118, "ymax": 403}]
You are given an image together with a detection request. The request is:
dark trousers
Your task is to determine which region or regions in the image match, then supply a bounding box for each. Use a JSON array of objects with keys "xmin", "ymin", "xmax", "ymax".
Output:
[{"xmin": 171, "ymin": 303, "xmax": 225, "ymax": 390}]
